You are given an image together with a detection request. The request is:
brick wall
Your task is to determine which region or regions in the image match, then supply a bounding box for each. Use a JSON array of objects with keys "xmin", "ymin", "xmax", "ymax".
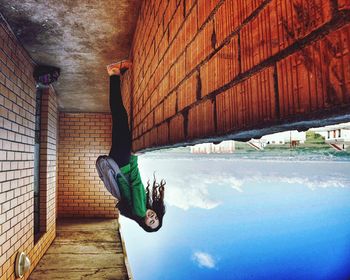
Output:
[
  {"xmin": 125, "ymin": 0, "xmax": 350, "ymax": 152},
  {"xmin": 57, "ymin": 113, "xmax": 118, "ymax": 218},
  {"xmin": 39, "ymin": 88, "xmax": 58, "ymax": 232},
  {"xmin": 0, "ymin": 17, "xmax": 58, "ymax": 280}
]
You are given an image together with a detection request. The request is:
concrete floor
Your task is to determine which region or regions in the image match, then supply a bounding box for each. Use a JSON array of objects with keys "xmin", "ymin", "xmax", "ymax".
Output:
[{"xmin": 29, "ymin": 217, "xmax": 131, "ymax": 280}]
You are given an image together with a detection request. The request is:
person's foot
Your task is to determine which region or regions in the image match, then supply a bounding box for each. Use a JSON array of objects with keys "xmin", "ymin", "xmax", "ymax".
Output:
[{"xmin": 107, "ymin": 59, "xmax": 132, "ymax": 76}]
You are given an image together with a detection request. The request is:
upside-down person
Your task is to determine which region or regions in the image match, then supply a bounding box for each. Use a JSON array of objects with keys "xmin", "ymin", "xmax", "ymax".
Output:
[{"xmin": 96, "ymin": 60, "xmax": 166, "ymax": 232}]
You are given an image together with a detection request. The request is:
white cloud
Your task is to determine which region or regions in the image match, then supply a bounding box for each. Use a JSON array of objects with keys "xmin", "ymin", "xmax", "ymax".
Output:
[
  {"xmin": 166, "ymin": 184, "xmax": 220, "ymax": 210},
  {"xmin": 164, "ymin": 172, "xmax": 347, "ymax": 210},
  {"xmin": 163, "ymin": 173, "xmax": 245, "ymax": 210},
  {"xmin": 248, "ymin": 175, "xmax": 347, "ymax": 191},
  {"xmin": 192, "ymin": 251, "xmax": 216, "ymax": 269},
  {"xmin": 139, "ymin": 156, "xmax": 350, "ymax": 211}
]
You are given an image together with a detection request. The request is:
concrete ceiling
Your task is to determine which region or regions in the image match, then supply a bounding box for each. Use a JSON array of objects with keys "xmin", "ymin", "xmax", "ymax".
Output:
[{"xmin": 0, "ymin": 0, "xmax": 141, "ymax": 112}]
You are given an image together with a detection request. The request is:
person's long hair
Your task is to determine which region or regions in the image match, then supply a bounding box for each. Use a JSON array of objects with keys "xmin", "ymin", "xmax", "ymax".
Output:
[
  {"xmin": 138, "ymin": 174, "xmax": 166, "ymax": 232},
  {"xmin": 117, "ymin": 173, "xmax": 166, "ymax": 232}
]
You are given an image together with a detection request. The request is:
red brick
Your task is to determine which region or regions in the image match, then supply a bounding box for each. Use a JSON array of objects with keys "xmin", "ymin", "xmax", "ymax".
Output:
[
  {"xmin": 200, "ymin": 36, "xmax": 239, "ymax": 97},
  {"xmin": 145, "ymin": 40, "xmax": 155, "ymax": 69},
  {"xmin": 169, "ymin": 52, "xmax": 185, "ymax": 91},
  {"xmin": 169, "ymin": 2, "xmax": 184, "ymax": 42},
  {"xmin": 144, "ymin": 98, "xmax": 150, "ymax": 118},
  {"xmin": 185, "ymin": 0, "xmax": 196, "ymax": 15},
  {"xmin": 177, "ymin": 73, "xmax": 198, "ymax": 111},
  {"xmin": 0, "ymin": 20, "xmax": 60, "ymax": 276},
  {"xmin": 0, "ymin": 49, "xmax": 7, "ymax": 64},
  {"xmin": 165, "ymin": 38, "xmax": 182, "ymax": 72},
  {"xmin": 186, "ymin": 20, "xmax": 214, "ymax": 73},
  {"xmin": 164, "ymin": 0, "xmax": 177, "ymax": 28},
  {"xmin": 241, "ymin": 0, "xmax": 332, "ymax": 72},
  {"xmin": 278, "ymin": 52, "xmax": 314, "ymax": 117},
  {"xmin": 141, "ymin": 114, "xmax": 147, "ymax": 133},
  {"xmin": 171, "ymin": 24, "xmax": 186, "ymax": 62},
  {"xmin": 132, "ymin": 137, "xmax": 143, "ymax": 151},
  {"xmin": 149, "ymin": 127, "xmax": 158, "ymax": 146},
  {"xmin": 157, "ymin": 122, "xmax": 169, "ymax": 145},
  {"xmin": 147, "ymin": 112, "xmax": 154, "ymax": 131},
  {"xmin": 155, "ymin": 23, "xmax": 164, "ymax": 50},
  {"xmin": 197, "ymin": 0, "xmax": 220, "ymax": 28},
  {"xmin": 153, "ymin": 65, "xmax": 161, "ymax": 88},
  {"xmin": 215, "ymin": 0, "xmax": 265, "ymax": 46},
  {"xmin": 184, "ymin": 5, "xmax": 198, "ymax": 46},
  {"xmin": 188, "ymin": 99, "xmax": 215, "ymax": 139},
  {"xmin": 158, "ymin": 74, "xmax": 170, "ymax": 102},
  {"xmin": 241, "ymin": 1, "xmax": 279, "ymax": 72},
  {"xmin": 58, "ymin": 113, "xmax": 117, "ymax": 218},
  {"xmin": 275, "ymin": 0, "xmax": 332, "ymax": 49},
  {"xmin": 277, "ymin": 24, "xmax": 350, "ymax": 118},
  {"xmin": 164, "ymin": 92, "xmax": 177, "ymax": 119},
  {"xmin": 150, "ymin": 89, "xmax": 159, "ymax": 110},
  {"xmin": 128, "ymin": 0, "xmax": 349, "ymax": 154},
  {"xmin": 149, "ymin": 74, "xmax": 157, "ymax": 95},
  {"xmin": 214, "ymin": 0, "xmax": 239, "ymax": 46},
  {"xmin": 338, "ymin": 0, "xmax": 350, "ymax": 10},
  {"xmin": 169, "ymin": 114, "xmax": 185, "ymax": 143},
  {"xmin": 154, "ymin": 0, "xmax": 162, "ymax": 13},
  {"xmin": 158, "ymin": 31, "xmax": 169, "ymax": 61},
  {"xmin": 155, "ymin": 102, "xmax": 164, "ymax": 125},
  {"xmin": 238, "ymin": 0, "xmax": 266, "ymax": 23},
  {"xmin": 133, "ymin": 123, "xmax": 139, "ymax": 139},
  {"xmin": 139, "ymin": 122, "xmax": 144, "ymax": 138},
  {"xmin": 0, "ymin": 25, "xmax": 8, "ymax": 40},
  {"xmin": 144, "ymin": 131, "xmax": 151, "ymax": 147},
  {"xmin": 157, "ymin": 0, "xmax": 168, "ymax": 25},
  {"xmin": 216, "ymin": 67, "xmax": 276, "ymax": 133},
  {"xmin": 149, "ymin": 14, "xmax": 158, "ymax": 39}
]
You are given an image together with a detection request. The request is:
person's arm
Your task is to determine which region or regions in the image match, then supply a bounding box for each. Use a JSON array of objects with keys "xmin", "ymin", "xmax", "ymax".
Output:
[
  {"xmin": 129, "ymin": 155, "xmax": 147, "ymax": 217},
  {"xmin": 117, "ymin": 164, "xmax": 132, "ymax": 206}
]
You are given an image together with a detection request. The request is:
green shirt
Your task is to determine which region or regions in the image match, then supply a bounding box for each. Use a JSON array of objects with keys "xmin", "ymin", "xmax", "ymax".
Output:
[{"xmin": 117, "ymin": 155, "xmax": 147, "ymax": 218}]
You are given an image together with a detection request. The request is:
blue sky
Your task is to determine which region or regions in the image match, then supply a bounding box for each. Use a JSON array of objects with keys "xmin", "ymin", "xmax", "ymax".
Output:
[{"xmin": 120, "ymin": 153, "xmax": 350, "ymax": 280}]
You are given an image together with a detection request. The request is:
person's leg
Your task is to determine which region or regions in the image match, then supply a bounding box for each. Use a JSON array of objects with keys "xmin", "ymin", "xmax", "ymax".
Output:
[{"xmin": 108, "ymin": 75, "xmax": 132, "ymax": 167}]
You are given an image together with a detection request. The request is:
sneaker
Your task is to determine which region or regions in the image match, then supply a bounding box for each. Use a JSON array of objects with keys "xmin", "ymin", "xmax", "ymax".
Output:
[
  {"xmin": 107, "ymin": 59, "xmax": 132, "ymax": 76},
  {"xmin": 33, "ymin": 65, "xmax": 60, "ymax": 86}
]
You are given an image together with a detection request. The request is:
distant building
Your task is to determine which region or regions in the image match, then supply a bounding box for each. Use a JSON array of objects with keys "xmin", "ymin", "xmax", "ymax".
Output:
[
  {"xmin": 260, "ymin": 131, "xmax": 306, "ymax": 145},
  {"xmin": 190, "ymin": 140, "xmax": 235, "ymax": 154},
  {"xmin": 310, "ymin": 122, "xmax": 350, "ymax": 151}
]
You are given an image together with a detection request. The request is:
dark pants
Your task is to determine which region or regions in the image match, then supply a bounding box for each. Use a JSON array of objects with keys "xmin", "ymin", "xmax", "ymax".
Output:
[{"xmin": 108, "ymin": 75, "xmax": 131, "ymax": 167}]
